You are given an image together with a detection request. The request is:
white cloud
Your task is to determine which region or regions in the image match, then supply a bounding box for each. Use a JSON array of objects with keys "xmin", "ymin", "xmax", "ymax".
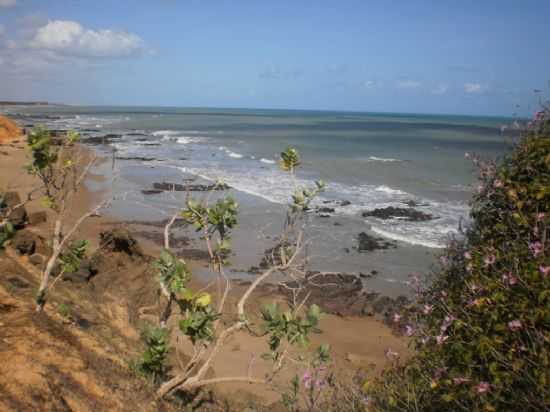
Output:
[
  {"xmin": 398, "ymin": 80, "xmax": 420, "ymax": 89},
  {"xmin": 28, "ymin": 20, "xmax": 145, "ymax": 58},
  {"xmin": 0, "ymin": 0, "xmax": 17, "ymax": 8},
  {"xmin": 364, "ymin": 80, "xmax": 383, "ymax": 89},
  {"xmin": 432, "ymin": 83, "xmax": 448, "ymax": 95},
  {"xmin": 464, "ymin": 83, "xmax": 484, "ymax": 93}
]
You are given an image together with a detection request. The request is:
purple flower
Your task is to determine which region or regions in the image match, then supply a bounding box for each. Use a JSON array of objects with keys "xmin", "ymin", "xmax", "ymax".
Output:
[
  {"xmin": 540, "ymin": 266, "xmax": 550, "ymax": 278},
  {"xmin": 493, "ymin": 179, "xmax": 503, "ymax": 188},
  {"xmin": 384, "ymin": 348, "xmax": 400, "ymax": 359},
  {"xmin": 404, "ymin": 325, "xmax": 414, "ymax": 337},
  {"xmin": 476, "ymin": 382, "xmax": 491, "ymax": 394},
  {"xmin": 439, "ymin": 256, "xmax": 448, "ymax": 266},
  {"xmin": 464, "ymin": 152, "xmax": 470, "ymax": 159},
  {"xmin": 536, "ymin": 212, "xmax": 545, "ymax": 222},
  {"xmin": 464, "ymin": 251, "xmax": 472, "ymax": 260},
  {"xmin": 476, "ymin": 184, "xmax": 484, "ymax": 194},
  {"xmin": 508, "ymin": 319, "xmax": 522, "ymax": 331},
  {"xmin": 529, "ymin": 241, "xmax": 543, "ymax": 257}
]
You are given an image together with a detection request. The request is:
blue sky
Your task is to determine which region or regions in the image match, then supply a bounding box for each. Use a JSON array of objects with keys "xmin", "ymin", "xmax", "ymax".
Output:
[{"xmin": 0, "ymin": 0, "xmax": 549, "ymax": 116}]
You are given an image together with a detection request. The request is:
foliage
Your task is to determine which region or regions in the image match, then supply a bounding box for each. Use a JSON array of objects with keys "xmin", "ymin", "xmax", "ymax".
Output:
[
  {"xmin": 366, "ymin": 109, "xmax": 550, "ymax": 411},
  {"xmin": 178, "ymin": 303, "xmax": 219, "ymax": 344},
  {"xmin": 260, "ymin": 302, "xmax": 322, "ymax": 360},
  {"xmin": 0, "ymin": 221, "xmax": 14, "ymax": 249},
  {"xmin": 154, "ymin": 248, "xmax": 191, "ymax": 294},
  {"xmin": 135, "ymin": 325, "xmax": 170, "ymax": 383},
  {"xmin": 59, "ymin": 240, "xmax": 89, "ymax": 273}
]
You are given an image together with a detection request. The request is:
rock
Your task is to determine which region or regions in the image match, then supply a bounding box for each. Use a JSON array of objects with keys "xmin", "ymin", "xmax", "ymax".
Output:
[
  {"xmin": 63, "ymin": 258, "xmax": 98, "ymax": 283},
  {"xmin": 99, "ymin": 228, "xmax": 144, "ymax": 257},
  {"xmin": 29, "ymin": 253, "xmax": 45, "ymax": 267},
  {"xmin": 152, "ymin": 181, "xmax": 231, "ymax": 192},
  {"xmin": 141, "ymin": 189, "xmax": 164, "ymax": 195},
  {"xmin": 356, "ymin": 232, "xmax": 396, "ymax": 252},
  {"xmin": 12, "ymin": 230, "xmax": 36, "ymax": 255},
  {"xmin": 316, "ymin": 207, "xmax": 335, "ymax": 214},
  {"xmin": 28, "ymin": 211, "xmax": 47, "ymax": 225},
  {"xmin": 117, "ymin": 156, "xmax": 157, "ymax": 162},
  {"xmin": 362, "ymin": 206, "xmax": 435, "ymax": 222},
  {"xmin": 7, "ymin": 276, "xmax": 29, "ymax": 289},
  {"xmin": 1, "ymin": 191, "xmax": 27, "ymax": 228},
  {"xmin": 340, "ymin": 200, "xmax": 352, "ymax": 206}
]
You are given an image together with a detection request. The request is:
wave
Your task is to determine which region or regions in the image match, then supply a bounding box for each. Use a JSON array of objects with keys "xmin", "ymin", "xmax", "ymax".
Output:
[
  {"xmin": 370, "ymin": 225, "xmax": 447, "ymax": 249},
  {"xmin": 374, "ymin": 185, "xmax": 407, "ymax": 195},
  {"xmin": 228, "ymin": 151, "xmax": 243, "ymax": 159},
  {"xmin": 152, "ymin": 130, "xmax": 180, "ymax": 137},
  {"xmin": 260, "ymin": 158, "xmax": 276, "ymax": 164},
  {"xmin": 367, "ymin": 156, "xmax": 402, "ymax": 162}
]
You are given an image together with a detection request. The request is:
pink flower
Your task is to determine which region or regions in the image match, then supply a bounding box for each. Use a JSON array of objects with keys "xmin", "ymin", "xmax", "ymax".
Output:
[
  {"xmin": 302, "ymin": 370, "xmax": 312, "ymax": 388},
  {"xmin": 476, "ymin": 184, "xmax": 484, "ymax": 194},
  {"xmin": 404, "ymin": 325, "xmax": 414, "ymax": 337},
  {"xmin": 384, "ymin": 348, "xmax": 400, "ymax": 359},
  {"xmin": 436, "ymin": 334, "xmax": 448, "ymax": 345},
  {"xmin": 493, "ymin": 179, "xmax": 503, "ymax": 188},
  {"xmin": 464, "ymin": 251, "xmax": 472, "ymax": 260},
  {"xmin": 476, "ymin": 382, "xmax": 491, "ymax": 394},
  {"xmin": 508, "ymin": 320, "xmax": 522, "ymax": 331},
  {"xmin": 483, "ymin": 253, "xmax": 496, "ymax": 267},
  {"xmin": 466, "ymin": 262, "xmax": 473, "ymax": 272},
  {"xmin": 502, "ymin": 272, "xmax": 518, "ymax": 286},
  {"xmin": 536, "ymin": 212, "xmax": 545, "ymax": 222},
  {"xmin": 439, "ymin": 256, "xmax": 448, "ymax": 266},
  {"xmin": 453, "ymin": 377, "xmax": 470, "ymax": 385},
  {"xmin": 529, "ymin": 241, "xmax": 543, "ymax": 257},
  {"xmin": 393, "ymin": 313, "xmax": 402, "ymax": 323},
  {"xmin": 423, "ymin": 304, "xmax": 433, "ymax": 315},
  {"xmin": 540, "ymin": 266, "xmax": 550, "ymax": 277}
]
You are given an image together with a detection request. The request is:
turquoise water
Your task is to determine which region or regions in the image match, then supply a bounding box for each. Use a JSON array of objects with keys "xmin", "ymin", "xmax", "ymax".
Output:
[{"xmin": 8, "ymin": 105, "xmax": 515, "ymax": 248}]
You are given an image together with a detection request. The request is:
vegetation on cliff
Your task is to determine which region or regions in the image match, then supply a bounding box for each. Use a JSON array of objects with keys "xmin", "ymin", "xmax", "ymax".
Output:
[{"xmin": 366, "ymin": 109, "xmax": 550, "ymax": 411}]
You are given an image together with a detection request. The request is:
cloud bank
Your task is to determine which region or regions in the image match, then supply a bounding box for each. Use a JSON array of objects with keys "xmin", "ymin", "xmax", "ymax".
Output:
[{"xmin": 28, "ymin": 20, "xmax": 145, "ymax": 58}]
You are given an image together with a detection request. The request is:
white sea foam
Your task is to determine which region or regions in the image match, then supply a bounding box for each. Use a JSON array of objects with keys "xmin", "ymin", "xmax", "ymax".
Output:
[
  {"xmin": 367, "ymin": 156, "xmax": 402, "ymax": 162},
  {"xmin": 260, "ymin": 158, "xmax": 276, "ymax": 164},
  {"xmin": 228, "ymin": 151, "xmax": 244, "ymax": 159},
  {"xmin": 152, "ymin": 130, "xmax": 180, "ymax": 137},
  {"xmin": 370, "ymin": 225, "xmax": 447, "ymax": 249},
  {"xmin": 374, "ymin": 185, "xmax": 407, "ymax": 195}
]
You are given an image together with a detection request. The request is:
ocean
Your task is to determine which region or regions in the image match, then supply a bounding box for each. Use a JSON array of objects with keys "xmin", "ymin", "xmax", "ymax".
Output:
[{"xmin": 6, "ymin": 105, "xmax": 515, "ymax": 294}]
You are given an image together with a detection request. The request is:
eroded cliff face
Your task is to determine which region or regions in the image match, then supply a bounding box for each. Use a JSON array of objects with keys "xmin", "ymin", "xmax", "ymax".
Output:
[{"xmin": 0, "ymin": 115, "xmax": 22, "ymax": 142}]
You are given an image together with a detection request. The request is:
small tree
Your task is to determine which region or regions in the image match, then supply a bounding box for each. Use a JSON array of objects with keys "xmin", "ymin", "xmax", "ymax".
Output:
[
  {"xmin": 139, "ymin": 147, "xmax": 328, "ymax": 398},
  {"xmin": 25, "ymin": 126, "xmax": 110, "ymax": 311}
]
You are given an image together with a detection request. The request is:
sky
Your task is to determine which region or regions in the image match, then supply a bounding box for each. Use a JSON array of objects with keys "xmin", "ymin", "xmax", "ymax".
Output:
[{"xmin": 0, "ymin": 0, "xmax": 549, "ymax": 116}]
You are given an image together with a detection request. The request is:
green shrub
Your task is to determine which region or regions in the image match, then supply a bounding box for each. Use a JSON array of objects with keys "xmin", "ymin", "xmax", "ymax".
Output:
[
  {"xmin": 367, "ymin": 110, "xmax": 550, "ymax": 412},
  {"xmin": 135, "ymin": 325, "xmax": 170, "ymax": 384}
]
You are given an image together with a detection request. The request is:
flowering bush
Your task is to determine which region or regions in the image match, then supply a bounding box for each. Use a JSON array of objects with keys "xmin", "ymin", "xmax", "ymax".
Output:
[{"xmin": 366, "ymin": 109, "xmax": 550, "ymax": 411}]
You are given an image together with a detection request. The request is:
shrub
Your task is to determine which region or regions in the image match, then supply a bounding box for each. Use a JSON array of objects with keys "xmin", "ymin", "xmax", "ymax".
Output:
[
  {"xmin": 134, "ymin": 325, "xmax": 170, "ymax": 384},
  {"xmin": 366, "ymin": 109, "xmax": 550, "ymax": 411}
]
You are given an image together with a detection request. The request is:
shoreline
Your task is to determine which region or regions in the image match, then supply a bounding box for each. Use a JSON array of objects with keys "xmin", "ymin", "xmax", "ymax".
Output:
[{"xmin": 0, "ymin": 124, "xmax": 410, "ymax": 404}]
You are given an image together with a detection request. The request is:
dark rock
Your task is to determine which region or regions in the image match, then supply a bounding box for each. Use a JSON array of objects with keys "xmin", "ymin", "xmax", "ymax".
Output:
[
  {"xmin": 333, "ymin": 222, "xmax": 343, "ymax": 226},
  {"xmin": 1, "ymin": 191, "xmax": 27, "ymax": 228},
  {"xmin": 362, "ymin": 207, "xmax": 434, "ymax": 222},
  {"xmin": 152, "ymin": 181, "xmax": 230, "ymax": 192},
  {"xmin": 340, "ymin": 200, "xmax": 352, "ymax": 206},
  {"xmin": 141, "ymin": 190, "xmax": 164, "ymax": 195},
  {"xmin": 29, "ymin": 253, "xmax": 45, "ymax": 267},
  {"xmin": 356, "ymin": 232, "xmax": 396, "ymax": 252},
  {"xmin": 99, "ymin": 228, "xmax": 144, "ymax": 257},
  {"xmin": 318, "ymin": 214, "xmax": 331, "ymax": 218},
  {"xmin": 117, "ymin": 156, "xmax": 157, "ymax": 162},
  {"xmin": 12, "ymin": 230, "xmax": 36, "ymax": 255},
  {"xmin": 316, "ymin": 207, "xmax": 335, "ymax": 214},
  {"xmin": 28, "ymin": 211, "xmax": 47, "ymax": 225}
]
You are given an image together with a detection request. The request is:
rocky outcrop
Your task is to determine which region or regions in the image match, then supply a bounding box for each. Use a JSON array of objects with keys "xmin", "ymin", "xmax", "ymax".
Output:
[
  {"xmin": 1, "ymin": 191, "xmax": 27, "ymax": 228},
  {"xmin": 362, "ymin": 206, "xmax": 435, "ymax": 221},
  {"xmin": 151, "ymin": 181, "xmax": 231, "ymax": 192},
  {"xmin": 355, "ymin": 232, "xmax": 397, "ymax": 252}
]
